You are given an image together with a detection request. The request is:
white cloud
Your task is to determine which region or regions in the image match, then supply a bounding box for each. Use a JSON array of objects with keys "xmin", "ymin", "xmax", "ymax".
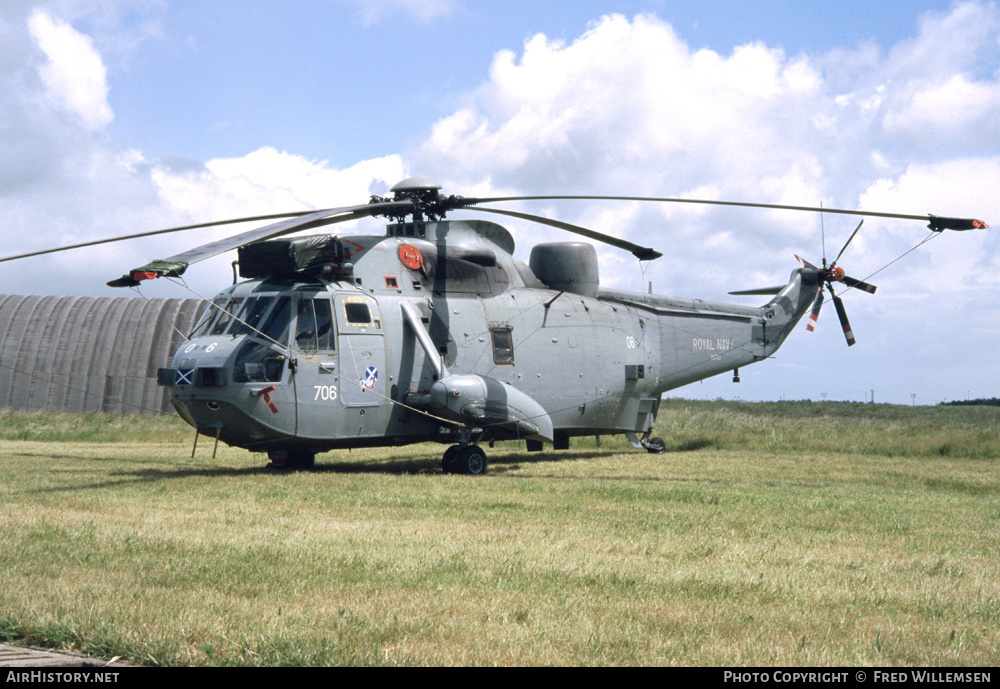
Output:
[
  {"xmin": 883, "ymin": 74, "xmax": 1000, "ymax": 145},
  {"xmin": 2, "ymin": 1, "xmax": 1000, "ymax": 404},
  {"xmin": 884, "ymin": 0, "xmax": 1000, "ymax": 82},
  {"xmin": 417, "ymin": 13, "xmax": 835, "ymax": 202},
  {"xmin": 0, "ymin": 5, "xmax": 410, "ymax": 299},
  {"xmin": 151, "ymin": 148, "xmax": 407, "ymax": 234},
  {"xmin": 859, "ymin": 158, "xmax": 1000, "ymax": 292},
  {"xmin": 28, "ymin": 8, "xmax": 113, "ymax": 130},
  {"xmin": 410, "ymin": 5, "xmax": 1000, "ymax": 308}
]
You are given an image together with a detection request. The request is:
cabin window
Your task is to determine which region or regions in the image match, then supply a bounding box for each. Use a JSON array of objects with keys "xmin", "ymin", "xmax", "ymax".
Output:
[
  {"xmin": 296, "ymin": 298, "xmax": 335, "ymax": 352},
  {"xmin": 344, "ymin": 302, "xmax": 372, "ymax": 325},
  {"xmin": 491, "ymin": 327, "xmax": 514, "ymax": 365}
]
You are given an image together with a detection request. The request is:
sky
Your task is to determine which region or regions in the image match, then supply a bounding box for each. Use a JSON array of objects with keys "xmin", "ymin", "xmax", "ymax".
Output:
[{"xmin": 1, "ymin": 0, "xmax": 999, "ymax": 405}]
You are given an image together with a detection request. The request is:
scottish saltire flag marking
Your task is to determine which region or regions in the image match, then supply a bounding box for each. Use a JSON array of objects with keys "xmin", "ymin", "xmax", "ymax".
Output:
[{"xmin": 363, "ymin": 366, "xmax": 379, "ymax": 390}]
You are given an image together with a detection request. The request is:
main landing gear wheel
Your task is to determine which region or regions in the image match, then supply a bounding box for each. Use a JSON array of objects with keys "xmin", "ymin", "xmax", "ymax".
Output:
[
  {"xmin": 289, "ymin": 452, "xmax": 316, "ymax": 469},
  {"xmin": 442, "ymin": 445, "xmax": 488, "ymax": 475},
  {"xmin": 442, "ymin": 446, "xmax": 461, "ymax": 474}
]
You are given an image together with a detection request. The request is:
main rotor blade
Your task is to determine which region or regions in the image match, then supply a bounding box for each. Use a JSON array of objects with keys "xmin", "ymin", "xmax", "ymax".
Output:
[
  {"xmin": 161, "ymin": 205, "xmax": 391, "ymax": 266},
  {"xmin": 927, "ymin": 215, "xmax": 989, "ymax": 231},
  {"xmin": 108, "ymin": 200, "xmax": 411, "ymax": 287},
  {"xmin": 0, "ymin": 210, "xmax": 330, "ymax": 265},
  {"xmin": 461, "ymin": 195, "xmax": 987, "ymax": 230},
  {"xmin": 464, "ymin": 206, "xmax": 662, "ymax": 261}
]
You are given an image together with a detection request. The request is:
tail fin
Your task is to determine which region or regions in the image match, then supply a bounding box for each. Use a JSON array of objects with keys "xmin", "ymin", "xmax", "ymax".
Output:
[{"xmin": 760, "ymin": 266, "xmax": 822, "ymax": 352}]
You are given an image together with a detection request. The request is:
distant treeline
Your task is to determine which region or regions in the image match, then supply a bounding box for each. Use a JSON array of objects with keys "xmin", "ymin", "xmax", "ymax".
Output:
[{"xmin": 939, "ymin": 398, "xmax": 1000, "ymax": 407}]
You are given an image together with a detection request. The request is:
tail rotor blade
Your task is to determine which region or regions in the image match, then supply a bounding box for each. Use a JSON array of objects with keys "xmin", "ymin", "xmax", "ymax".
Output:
[
  {"xmin": 831, "ymin": 219, "xmax": 864, "ymax": 267},
  {"xmin": 796, "ymin": 254, "xmax": 819, "ymax": 270},
  {"xmin": 806, "ymin": 288, "xmax": 824, "ymax": 332},
  {"xmin": 831, "ymin": 289, "xmax": 856, "ymax": 347},
  {"xmin": 842, "ymin": 275, "xmax": 877, "ymax": 294}
]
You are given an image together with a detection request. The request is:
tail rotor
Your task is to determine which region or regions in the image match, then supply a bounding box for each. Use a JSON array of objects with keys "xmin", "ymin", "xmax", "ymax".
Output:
[{"xmin": 798, "ymin": 220, "xmax": 876, "ymax": 347}]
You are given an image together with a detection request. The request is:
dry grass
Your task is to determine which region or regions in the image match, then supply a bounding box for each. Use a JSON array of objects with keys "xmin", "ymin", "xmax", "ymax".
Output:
[{"xmin": 1, "ymin": 402, "xmax": 999, "ymax": 665}]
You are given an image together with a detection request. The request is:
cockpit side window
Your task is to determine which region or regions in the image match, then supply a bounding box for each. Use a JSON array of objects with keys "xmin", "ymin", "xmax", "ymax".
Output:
[
  {"xmin": 231, "ymin": 297, "xmax": 292, "ymax": 383},
  {"xmin": 314, "ymin": 298, "xmax": 333, "ymax": 350},
  {"xmin": 295, "ymin": 297, "xmax": 335, "ymax": 352},
  {"xmin": 260, "ymin": 296, "xmax": 292, "ymax": 345},
  {"xmin": 233, "ymin": 341, "xmax": 286, "ymax": 383},
  {"xmin": 296, "ymin": 299, "xmax": 316, "ymax": 350}
]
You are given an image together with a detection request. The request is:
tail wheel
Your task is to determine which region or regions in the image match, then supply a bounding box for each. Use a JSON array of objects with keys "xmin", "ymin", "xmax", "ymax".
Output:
[{"xmin": 645, "ymin": 437, "xmax": 667, "ymax": 454}]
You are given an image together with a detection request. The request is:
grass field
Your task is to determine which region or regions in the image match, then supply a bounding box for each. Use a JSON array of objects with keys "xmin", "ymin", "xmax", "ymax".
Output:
[{"xmin": 1, "ymin": 400, "xmax": 998, "ymax": 666}]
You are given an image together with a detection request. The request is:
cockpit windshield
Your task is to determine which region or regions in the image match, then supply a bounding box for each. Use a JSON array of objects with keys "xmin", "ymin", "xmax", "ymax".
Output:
[
  {"xmin": 190, "ymin": 295, "xmax": 293, "ymax": 345},
  {"xmin": 230, "ymin": 297, "xmax": 274, "ymax": 337},
  {"xmin": 190, "ymin": 297, "xmax": 227, "ymax": 337},
  {"xmin": 209, "ymin": 297, "xmax": 242, "ymax": 335}
]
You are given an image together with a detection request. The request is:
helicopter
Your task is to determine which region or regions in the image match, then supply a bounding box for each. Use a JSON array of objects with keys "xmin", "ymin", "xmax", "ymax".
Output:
[{"xmin": 1, "ymin": 177, "xmax": 987, "ymax": 473}]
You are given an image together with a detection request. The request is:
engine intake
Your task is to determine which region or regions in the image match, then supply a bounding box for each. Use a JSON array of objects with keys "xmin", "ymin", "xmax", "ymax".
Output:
[{"xmin": 528, "ymin": 242, "xmax": 600, "ymax": 297}]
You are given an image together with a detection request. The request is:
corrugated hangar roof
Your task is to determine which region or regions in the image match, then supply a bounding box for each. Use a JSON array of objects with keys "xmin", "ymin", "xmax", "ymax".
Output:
[{"xmin": 0, "ymin": 295, "xmax": 208, "ymax": 414}]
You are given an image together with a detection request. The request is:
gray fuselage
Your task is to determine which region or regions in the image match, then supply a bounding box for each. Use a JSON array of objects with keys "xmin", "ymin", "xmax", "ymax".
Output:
[{"xmin": 161, "ymin": 219, "xmax": 819, "ymax": 456}]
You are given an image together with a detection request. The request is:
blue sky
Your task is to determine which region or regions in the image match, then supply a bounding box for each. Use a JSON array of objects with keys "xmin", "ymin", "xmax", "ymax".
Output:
[
  {"xmin": 101, "ymin": 0, "xmax": 958, "ymax": 164},
  {"xmin": 2, "ymin": 0, "xmax": 999, "ymax": 404}
]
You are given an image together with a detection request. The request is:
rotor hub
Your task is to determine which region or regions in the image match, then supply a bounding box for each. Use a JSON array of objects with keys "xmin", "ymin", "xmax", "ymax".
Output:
[
  {"xmin": 390, "ymin": 177, "xmax": 443, "ymax": 218},
  {"xmin": 371, "ymin": 177, "xmax": 465, "ymax": 222},
  {"xmin": 390, "ymin": 177, "xmax": 442, "ymax": 196}
]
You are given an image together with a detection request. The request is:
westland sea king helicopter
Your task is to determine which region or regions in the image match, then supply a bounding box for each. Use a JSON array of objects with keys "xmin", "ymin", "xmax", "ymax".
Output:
[{"xmin": 2, "ymin": 178, "xmax": 988, "ymax": 472}]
